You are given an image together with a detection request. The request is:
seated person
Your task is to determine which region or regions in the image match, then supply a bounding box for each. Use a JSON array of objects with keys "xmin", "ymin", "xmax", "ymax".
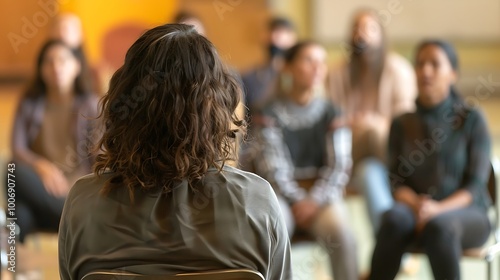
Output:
[
  {"xmin": 49, "ymin": 13, "xmax": 101, "ymax": 94},
  {"xmin": 328, "ymin": 9, "xmax": 416, "ymax": 233},
  {"xmin": 241, "ymin": 16, "xmax": 297, "ymax": 116},
  {"xmin": 58, "ymin": 24, "xmax": 291, "ymax": 280},
  {"xmin": 252, "ymin": 41, "xmax": 358, "ymax": 280},
  {"xmin": 369, "ymin": 40, "xmax": 492, "ymax": 280},
  {"xmin": 10, "ymin": 39, "xmax": 99, "ymax": 242}
]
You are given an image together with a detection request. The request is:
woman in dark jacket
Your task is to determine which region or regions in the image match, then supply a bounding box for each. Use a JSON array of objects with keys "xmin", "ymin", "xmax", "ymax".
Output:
[{"xmin": 369, "ymin": 40, "xmax": 492, "ymax": 280}]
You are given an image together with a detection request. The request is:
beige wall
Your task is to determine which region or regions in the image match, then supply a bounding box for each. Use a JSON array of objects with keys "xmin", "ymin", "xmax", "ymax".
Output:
[
  {"xmin": 270, "ymin": 0, "xmax": 500, "ymax": 96},
  {"xmin": 1, "ymin": 0, "xmax": 499, "ymax": 92}
]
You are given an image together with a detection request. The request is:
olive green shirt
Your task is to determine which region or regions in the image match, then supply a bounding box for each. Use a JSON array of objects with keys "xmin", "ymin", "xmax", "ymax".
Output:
[{"xmin": 58, "ymin": 166, "xmax": 292, "ymax": 280}]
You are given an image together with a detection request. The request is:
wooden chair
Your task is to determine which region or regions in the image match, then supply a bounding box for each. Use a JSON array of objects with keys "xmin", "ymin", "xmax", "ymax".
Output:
[
  {"xmin": 407, "ymin": 159, "xmax": 500, "ymax": 280},
  {"xmin": 81, "ymin": 269, "xmax": 265, "ymax": 280}
]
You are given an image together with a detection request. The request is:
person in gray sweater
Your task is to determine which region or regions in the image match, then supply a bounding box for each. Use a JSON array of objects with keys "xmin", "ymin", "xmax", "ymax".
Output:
[{"xmin": 252, "ymin": 41, "xmax": 358, "ymax": 280}]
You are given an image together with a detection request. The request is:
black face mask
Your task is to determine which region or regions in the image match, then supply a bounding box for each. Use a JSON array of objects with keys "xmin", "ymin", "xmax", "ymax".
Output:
[{"xmin": 268, "ymin": 44, "xmax": 285, "ymax": 59}]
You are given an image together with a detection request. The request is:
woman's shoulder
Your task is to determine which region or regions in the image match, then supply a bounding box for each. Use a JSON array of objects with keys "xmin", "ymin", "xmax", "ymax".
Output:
[
  {"xmin": 217, "ymin": 166, "xmax": 278, "ymax": 199},
  {"xmin": 391, "ymin": 111, "xmax": 420, "ymax": 128},
  {"xmin": 66, "ymin": 172, "xmax": 112, "ymax": 202},
  {"xmin": 220, "ymin": 166, "xmax": 273, "ymax": 188},
  {"xmin": 17, "ymin": 95, "xmax": 43, "ymax": 109},
  {"xmin": 386, "ymin": 52, "xmax": 413, "ymax": 70},
  {"xmin": 385, "ymin": 52, "xmax": 415, "ymax": 80},
  {"xmin": 218, "ymin": 166, "xmax": 283, "ymax": 215}
]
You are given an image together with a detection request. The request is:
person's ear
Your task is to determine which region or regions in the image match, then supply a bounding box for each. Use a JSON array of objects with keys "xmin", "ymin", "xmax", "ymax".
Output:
[
  {"xmin": 74, "ymin": 60, "xmax": 82, "ymax": 77},
  {"xmin": 450, "ymin": 70, "xmax": 458, "ymax": 84}
]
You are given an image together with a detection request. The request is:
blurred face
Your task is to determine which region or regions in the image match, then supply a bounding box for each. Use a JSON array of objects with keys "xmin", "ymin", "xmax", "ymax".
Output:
[
  {"xmin": 50, "ymin": 14, "xmax": 83, "ymax": 48},
  {"xmin": 181, "ymin": 18, "xmax": 205, "ymax": 36},
  {"xmin": 351, "ymin": 13, "xmax": 383, "ymax": 52},
  {"xmin": 286, "ymin": 44, "xmax": 327, "ymax": 90},
  {"xmin": 416, "ymin": 45, "xmax": 457, "ymax": 107},
  {"xmin": 42, "ymin": 44, "xmax": 81, "ymax": 94},
  {"xmin": 270, "ymin": 27, "xmax": 297, "ymax": 50}
]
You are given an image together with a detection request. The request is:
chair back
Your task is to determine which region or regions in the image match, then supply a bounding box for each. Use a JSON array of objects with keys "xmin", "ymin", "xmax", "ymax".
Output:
[
  {"xmin": 488, "ymin": 159, "xmax": 497, "ymax": 206},
  {"xmin": 489, "ymin": 158, "xmax": 500, "ymax": 242},
  {"xmin": 81, "ymin": 269, "xmax": 265, "ymax": 280}
]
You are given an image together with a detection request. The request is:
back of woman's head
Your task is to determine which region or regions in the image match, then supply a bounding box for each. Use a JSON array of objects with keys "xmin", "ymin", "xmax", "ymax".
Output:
[
  {"xmin": 25, "ymin": 39, "xmax": 90, "ymax": 98},
  {"xmin": 95, "ymin": 23, "xmax": 244, "ymax": 194}
]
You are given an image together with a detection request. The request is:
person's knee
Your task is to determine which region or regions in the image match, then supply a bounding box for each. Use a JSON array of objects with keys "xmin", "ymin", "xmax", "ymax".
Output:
[
  {"xmin": 381, "ymin": 207, "xmax": 407, "ymax": 228},
  {"xmin": 378, "ymin": 205, "xmax": 414, "ymax": 235},
  {"xmin": 314, "ymin": 205, "xmax": 357, "ymax": 252},
  {"xmin": 317, "ymin": 224, "xmax": 357, "ymax": 255},
  {"xmin": 355, "ymin": 158, "xmax": 391, "ymax": 202},
  {"xmin": 422, "ymin": 216, "xmax": 458, "ymax": 243}
]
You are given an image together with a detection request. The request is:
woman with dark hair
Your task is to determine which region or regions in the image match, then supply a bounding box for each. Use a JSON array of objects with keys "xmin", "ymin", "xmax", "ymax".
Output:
[
  {"xmin": 10, "ymin": 39, "xmax": 99, "ymax": 242},
  {"xmin": 368, "ymin": 40, "xmax": 491, "ymax": 280},
  {"xmin": 252, "ymin": 41, "xmax": 358, "ymax": 280},
  {"xmin": 49, "ymin": 13, "xmax": 99, "ymax": 94},
  {"xmin": 58, "ymin": 24, "xmax": 291, "ymax": 280}
]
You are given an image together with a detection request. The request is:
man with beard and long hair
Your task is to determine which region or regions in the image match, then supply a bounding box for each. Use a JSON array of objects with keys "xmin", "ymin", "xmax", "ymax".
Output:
[{"xmin": 328, "ymin": 9, "xmax": 417, "ymax": 234}]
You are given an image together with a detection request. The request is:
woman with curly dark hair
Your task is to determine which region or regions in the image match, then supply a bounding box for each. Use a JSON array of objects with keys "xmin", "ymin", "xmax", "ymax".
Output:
[{"xmin": 58, "ymin": 24, "xmax": 291, "ymax": 280}]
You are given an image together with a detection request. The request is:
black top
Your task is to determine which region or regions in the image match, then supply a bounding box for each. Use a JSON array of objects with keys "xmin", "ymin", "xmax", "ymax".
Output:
[{"xmin": 388, "ymin": 91, "xmax": 491, "ymax": 210}]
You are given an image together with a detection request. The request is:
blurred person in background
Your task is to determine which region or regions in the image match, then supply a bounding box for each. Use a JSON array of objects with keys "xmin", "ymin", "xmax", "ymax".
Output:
[
  {"xmin": 328, "ymin": 9, "xmax": 417, "ymax": 233},
  {"xmin": 173, "ymin": 10, "xmax": 206, "ymax": 36},
  {"xmin": 242, "ymin": 16, "xmax": 297, "ymax": 117},
  {"xmin": 49, "ymin": 13, "xmax": 100, "ymax": 94},
  {"xmin": 240, "ymin": 17, "xmax": 297, "ymax": 172},
  {"xmin": 253, "ymin": 41, "xmax": 358, "ymax": 280},
  {"xmin": 369, "ymin": 40, "xmax": 492, "ymax": 280},
  {"xmin": 10, "ymin": 40, "xmax": 100, "ymax": 242},
  {"xmin": 49, "ymin": 13, "xmax": 84, "ymax": 52}
]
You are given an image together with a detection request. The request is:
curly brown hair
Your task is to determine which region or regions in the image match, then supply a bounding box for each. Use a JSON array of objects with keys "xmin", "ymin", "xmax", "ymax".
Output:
[{"xmin": 94, "ymin": 24, "xmax": 245, "ymax": 195}]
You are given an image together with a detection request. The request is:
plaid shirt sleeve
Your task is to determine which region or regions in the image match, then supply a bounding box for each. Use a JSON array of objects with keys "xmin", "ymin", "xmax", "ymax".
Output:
[
  {"xmin": 309, "ymin": 126, "xmax": 352, "ymax": 205},
  {"xmin": 254, "ymin": 124, "xmax": 307, "ymax": 204}
]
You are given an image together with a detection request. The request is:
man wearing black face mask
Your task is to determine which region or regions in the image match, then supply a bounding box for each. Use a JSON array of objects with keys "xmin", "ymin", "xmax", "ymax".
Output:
[{"xmin": 241, "ymin": 17, "xmax": 297, "ymax": 115}]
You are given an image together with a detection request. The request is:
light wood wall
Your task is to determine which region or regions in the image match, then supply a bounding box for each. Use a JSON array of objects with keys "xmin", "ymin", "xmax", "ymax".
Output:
[
  {"xmin": 178, "ymin": 0, "xmax": 271, "ymax": 72},
  {"xmin": 0, "ymin": 0, "xmax": 54, "ymax": 79}
]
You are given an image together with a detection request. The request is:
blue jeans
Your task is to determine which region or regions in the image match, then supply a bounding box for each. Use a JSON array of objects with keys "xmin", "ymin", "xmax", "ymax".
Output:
[{"xmin": 354, "ymin": 158, "xmax": 394, "ymax": 233}]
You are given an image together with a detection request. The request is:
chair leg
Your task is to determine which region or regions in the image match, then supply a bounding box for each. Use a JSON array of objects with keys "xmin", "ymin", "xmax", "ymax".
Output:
[{"xmin": 487, "ymin": 260, "xmax": 491, "ymax": 280}]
